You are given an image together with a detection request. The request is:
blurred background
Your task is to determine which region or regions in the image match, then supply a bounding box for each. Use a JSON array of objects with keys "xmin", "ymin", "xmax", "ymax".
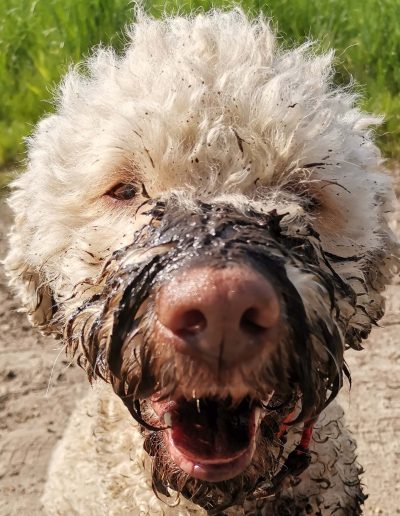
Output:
[{"xmin": 1, "ymin": 0, "xmax": 399, "ymax": 189}]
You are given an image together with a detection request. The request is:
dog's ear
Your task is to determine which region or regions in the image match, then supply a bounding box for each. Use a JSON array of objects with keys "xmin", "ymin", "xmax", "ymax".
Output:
[{"xmin": 4, "ymin": 191, "xmax": 55, "ymax": 332}]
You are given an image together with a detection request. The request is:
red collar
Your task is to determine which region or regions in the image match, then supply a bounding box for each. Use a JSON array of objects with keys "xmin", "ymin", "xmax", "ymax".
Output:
[{"xmin": 253, "ymin": 414, "xmax": 316, "ymax": 499}]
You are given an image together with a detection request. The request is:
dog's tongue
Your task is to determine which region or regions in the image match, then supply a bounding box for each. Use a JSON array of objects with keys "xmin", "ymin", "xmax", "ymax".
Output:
[{"xmin": 169, "ymin": 398, "xmax": 252, "ymax": 461}]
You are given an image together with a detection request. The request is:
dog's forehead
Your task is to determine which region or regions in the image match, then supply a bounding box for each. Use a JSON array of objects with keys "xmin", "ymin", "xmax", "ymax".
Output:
[
  {"xmin": 21, "ymin": 12, "xmax": 394, "ymax": 271},
  {"xmin": 30, "ymin": 12, "xmax": 382, "ymax": 199}
]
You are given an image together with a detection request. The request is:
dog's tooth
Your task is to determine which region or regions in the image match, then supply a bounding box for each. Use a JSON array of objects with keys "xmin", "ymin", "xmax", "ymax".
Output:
[
  {"xmin": 163, "ymin": 412, "xmax": 172, "ymax": 427},
  {"xmin": 265, "ymin": 390, "xmax": 275, "ymax": 405}
]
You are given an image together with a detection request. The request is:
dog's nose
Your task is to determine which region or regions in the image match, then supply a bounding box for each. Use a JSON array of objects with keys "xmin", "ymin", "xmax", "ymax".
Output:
[{"xmin": 156, "ymin": 265, "xmax": 280, "ymax": 368}]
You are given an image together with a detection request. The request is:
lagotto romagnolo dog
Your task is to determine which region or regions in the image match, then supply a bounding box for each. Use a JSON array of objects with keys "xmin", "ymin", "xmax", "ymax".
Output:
[{"xmin": 5, "ymin": 9, "xmax": 399, "ymax": 515}]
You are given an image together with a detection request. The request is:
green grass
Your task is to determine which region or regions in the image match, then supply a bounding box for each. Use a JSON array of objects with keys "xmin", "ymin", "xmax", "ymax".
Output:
[
  {"xmin": 1, "ymin": 0, "xmax": 399, "ymax": 172},
  {"xmin": 0, "ymin": 0, "xmax": 130, "ymax": 168}
]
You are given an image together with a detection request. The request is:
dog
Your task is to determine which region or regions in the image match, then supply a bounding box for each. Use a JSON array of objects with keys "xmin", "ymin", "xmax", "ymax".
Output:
[{"xmin": 5, "ymin": 9, "xmax": 398, "ymax": 515}]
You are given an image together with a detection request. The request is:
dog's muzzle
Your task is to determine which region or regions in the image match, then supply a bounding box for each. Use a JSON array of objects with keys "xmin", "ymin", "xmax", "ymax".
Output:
[{"xmin": 66, "ymin": 199, "xmax": 347, "ymax": 490}]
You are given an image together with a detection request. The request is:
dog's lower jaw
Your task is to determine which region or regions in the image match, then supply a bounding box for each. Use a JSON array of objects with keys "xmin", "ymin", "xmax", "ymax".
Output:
[
  {"xmin": 150, "ymin": 395, "xmax": 269, "ymax": 483},
  {"xmin": 167, "ymin": 436, "xmax": 257, "ymax": 483},
  {"xmin": 42, "ymin": 383, "xmax": 365, "ymax": 516}
]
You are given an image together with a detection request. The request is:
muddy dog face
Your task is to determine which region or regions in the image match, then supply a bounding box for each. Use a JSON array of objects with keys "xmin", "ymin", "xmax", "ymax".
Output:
[{"xmin": 5, "ymin": 9, "xmax": 398, "ymax": 513}]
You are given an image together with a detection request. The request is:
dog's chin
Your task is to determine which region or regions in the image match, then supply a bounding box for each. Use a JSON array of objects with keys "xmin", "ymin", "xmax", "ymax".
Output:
[{"xmin": 151, "ymin": 396, "xmax": 264, "ymax": 482}]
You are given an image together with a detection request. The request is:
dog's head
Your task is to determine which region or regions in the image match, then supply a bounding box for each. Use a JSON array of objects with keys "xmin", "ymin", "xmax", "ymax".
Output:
[{"xmin": 5, "ymin": 9, "xmax": 398, "ymax": 512}]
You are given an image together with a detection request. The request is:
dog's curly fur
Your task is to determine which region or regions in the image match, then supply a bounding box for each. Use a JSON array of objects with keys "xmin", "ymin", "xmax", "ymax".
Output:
[{"xmin": 5, "ymin": 8, "xmax": 398, "ymax": 515}]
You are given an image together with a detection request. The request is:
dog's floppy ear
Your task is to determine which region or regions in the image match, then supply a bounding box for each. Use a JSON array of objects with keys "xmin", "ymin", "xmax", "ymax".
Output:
[{"xmin": 4, "ymin": 190, "xmax": 55, "ymax": 331}]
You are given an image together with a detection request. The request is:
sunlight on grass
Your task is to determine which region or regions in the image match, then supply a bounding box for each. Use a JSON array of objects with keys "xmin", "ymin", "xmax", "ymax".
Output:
[{"xmin": 1, "ymin": 0, "xmax": 399, "ymax": 177}]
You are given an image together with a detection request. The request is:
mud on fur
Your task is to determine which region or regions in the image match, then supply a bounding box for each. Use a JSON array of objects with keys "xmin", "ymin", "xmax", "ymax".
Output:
[{"xmin": 5, "ymin": 7, "xmax": 399, "ymax": 516}]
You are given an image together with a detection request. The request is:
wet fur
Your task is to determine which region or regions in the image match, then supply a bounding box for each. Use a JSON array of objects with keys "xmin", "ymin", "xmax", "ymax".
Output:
[{"xmin": 4, "ymin": 8, "xmax": 398, "ymax": 515}]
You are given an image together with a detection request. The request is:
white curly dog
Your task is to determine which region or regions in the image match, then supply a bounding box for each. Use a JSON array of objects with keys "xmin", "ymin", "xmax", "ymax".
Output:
[{"xmin": 5, "ymin": 9, "xmax": 398, "ymax": 516}]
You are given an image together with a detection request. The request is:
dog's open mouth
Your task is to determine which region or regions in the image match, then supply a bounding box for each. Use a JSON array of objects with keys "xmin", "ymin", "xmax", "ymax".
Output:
[{"xmin": 152, "ymin": 396, "xmax": 262, "ymax": 482}]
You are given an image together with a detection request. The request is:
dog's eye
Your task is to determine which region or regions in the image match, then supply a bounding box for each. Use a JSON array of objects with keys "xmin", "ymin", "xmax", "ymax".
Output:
[{"xmin": 107, "ymin": 183, "xmax": 138, "ymax": 201}]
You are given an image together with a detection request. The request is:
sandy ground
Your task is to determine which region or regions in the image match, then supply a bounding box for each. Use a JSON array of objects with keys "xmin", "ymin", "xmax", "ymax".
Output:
[{"xmin": 0, "ymin": 192, "xmax": 398, "ymax": 516}]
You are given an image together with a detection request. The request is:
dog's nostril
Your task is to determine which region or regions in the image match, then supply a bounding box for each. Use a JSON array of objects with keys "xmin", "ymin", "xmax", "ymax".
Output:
[
  {"xmin": 240, "ymin": 308, "xmax": 269, "ymax": 335},
  {"xmin": 177, "ymin": 309, "xmax": 207, "ymax": 336}
]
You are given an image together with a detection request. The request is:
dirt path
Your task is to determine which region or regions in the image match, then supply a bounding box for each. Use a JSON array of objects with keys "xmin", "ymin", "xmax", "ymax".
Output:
[
  {"xmin": 0, "ymin": 195, "xmax": 398, "ymax": 516},
  {"xmin": 0, "ymin": 200, "xmax": 86, "ymax": 515}
]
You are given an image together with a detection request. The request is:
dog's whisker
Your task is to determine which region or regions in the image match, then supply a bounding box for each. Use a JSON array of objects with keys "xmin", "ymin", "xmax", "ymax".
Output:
[{"xmin": 45, "ymin": 342, "xmax": 68, "ymax": 397}]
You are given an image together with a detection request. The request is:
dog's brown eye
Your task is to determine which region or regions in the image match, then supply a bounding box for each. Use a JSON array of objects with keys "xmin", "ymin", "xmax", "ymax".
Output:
[{"xmin": 107, "ymin": 183, "xmax": 137, "ymax": 201}]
